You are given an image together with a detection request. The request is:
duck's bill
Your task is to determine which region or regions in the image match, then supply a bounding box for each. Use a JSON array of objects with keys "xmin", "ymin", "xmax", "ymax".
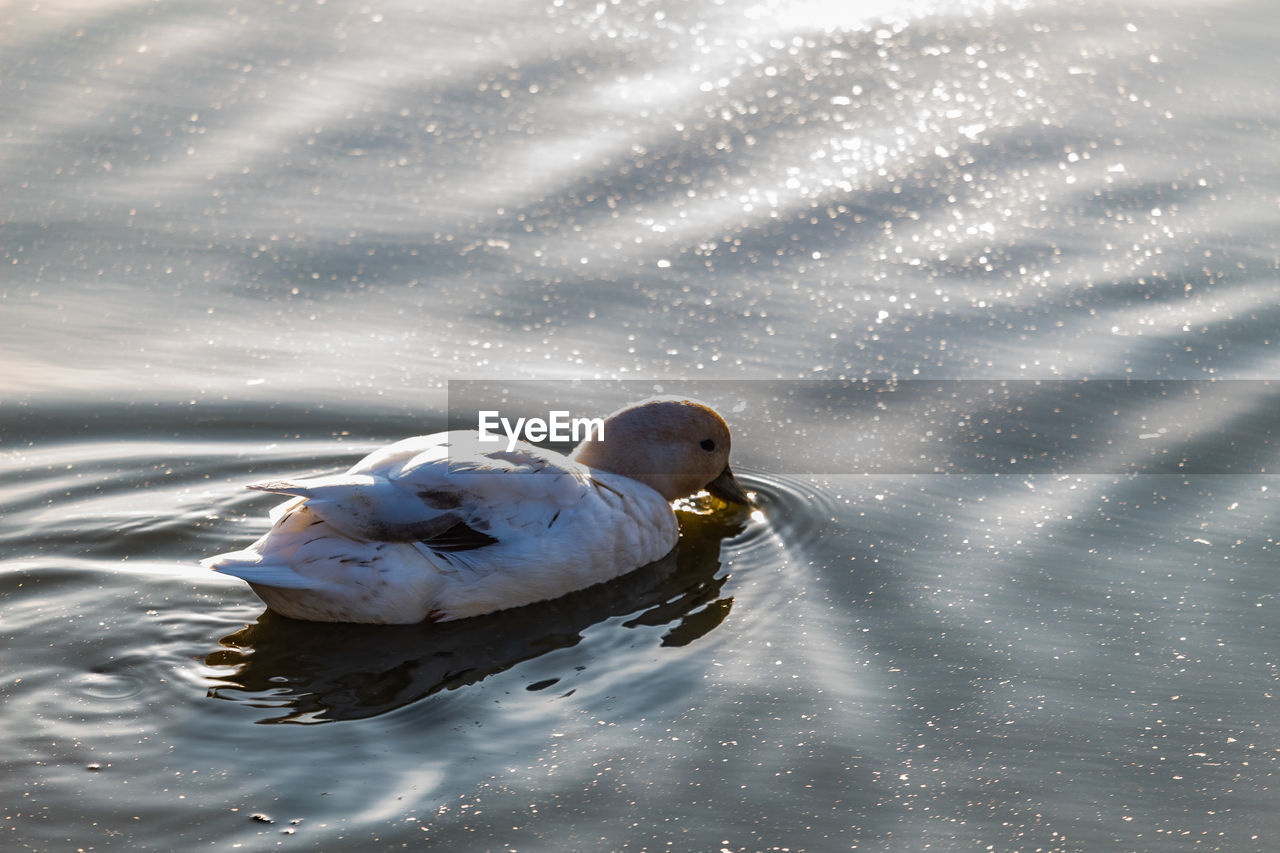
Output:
[{"xmin": 706, "ymin": 465, "xmax": 750, "ymax": 505}]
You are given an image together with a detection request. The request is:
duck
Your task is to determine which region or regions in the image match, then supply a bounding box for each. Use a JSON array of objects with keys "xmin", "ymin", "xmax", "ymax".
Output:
[{"xmin": 203, "ymin": 398, "xmax": 750, "ymax": 624}]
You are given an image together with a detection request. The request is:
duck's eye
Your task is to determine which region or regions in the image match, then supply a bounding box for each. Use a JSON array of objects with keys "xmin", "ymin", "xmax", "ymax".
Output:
[{"xmin": 700, "ymin": 438, "xmax": 716, "ymax": 452}]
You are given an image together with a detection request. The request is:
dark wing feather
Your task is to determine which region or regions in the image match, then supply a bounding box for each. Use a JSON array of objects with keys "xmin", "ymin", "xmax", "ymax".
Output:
[{"xmin": 422, "ymin": 521, "xmax": 500, "ymax": 552}]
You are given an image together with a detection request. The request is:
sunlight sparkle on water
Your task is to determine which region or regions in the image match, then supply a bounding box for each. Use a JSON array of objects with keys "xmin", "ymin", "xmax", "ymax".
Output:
[{"xmin": 744, "ymin": 0, "xmax": 1013, "ymax": 33}]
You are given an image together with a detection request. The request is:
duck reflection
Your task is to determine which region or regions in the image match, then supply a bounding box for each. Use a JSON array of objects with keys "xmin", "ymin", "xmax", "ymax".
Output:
[{"xmin": 205, "ymin": 505, "xmax": 748, "ymax": 723}]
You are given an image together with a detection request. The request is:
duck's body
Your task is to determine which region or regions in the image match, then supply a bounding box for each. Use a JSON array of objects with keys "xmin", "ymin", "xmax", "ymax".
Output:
[{"xmin": 204, "ymin": 399, "xmax": 748, "ymax": 623}]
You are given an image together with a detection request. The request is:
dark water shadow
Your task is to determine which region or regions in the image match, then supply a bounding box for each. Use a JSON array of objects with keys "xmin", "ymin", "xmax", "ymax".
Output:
[{"xmin": 203, "ymin": 506, "xmax": 749, "ymax": 724}]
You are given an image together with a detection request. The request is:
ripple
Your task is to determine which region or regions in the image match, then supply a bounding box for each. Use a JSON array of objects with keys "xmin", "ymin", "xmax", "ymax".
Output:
[
  {"xmin": 73, "ymin": 670, "xmax": 146, "ymax": 702},
  {"xmin": 736, "ymin": 467, "xmax": 842, "ymax": 548}
]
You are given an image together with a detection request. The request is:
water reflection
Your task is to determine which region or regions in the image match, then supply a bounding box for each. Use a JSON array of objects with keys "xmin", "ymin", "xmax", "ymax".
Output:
[{"xmin": 204, "ymin": 505, "xmax": 749, "ymax": 723}]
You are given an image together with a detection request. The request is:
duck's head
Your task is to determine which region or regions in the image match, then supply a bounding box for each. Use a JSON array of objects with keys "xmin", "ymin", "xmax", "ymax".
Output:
[{"xmin": 570, "ymin": 398, "xmax": 750, "ymax": 505}]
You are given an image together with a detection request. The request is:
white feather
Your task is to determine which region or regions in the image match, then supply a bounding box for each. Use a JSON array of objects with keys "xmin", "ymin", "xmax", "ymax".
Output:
[{"xmin": 205, "ymin": 433, "xmax": 677, "ymax": 622}]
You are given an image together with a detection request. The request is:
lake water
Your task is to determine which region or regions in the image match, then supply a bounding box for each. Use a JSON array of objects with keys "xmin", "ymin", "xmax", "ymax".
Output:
[{"xmin": 3, "ymin": 0, "xmax": 1278, "ymax": 849}]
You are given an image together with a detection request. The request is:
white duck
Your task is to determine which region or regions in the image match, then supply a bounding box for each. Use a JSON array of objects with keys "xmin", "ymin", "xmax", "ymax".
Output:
[{"xmin": 203, "ymin": 399, "xmax": 749, "ymax": 624}]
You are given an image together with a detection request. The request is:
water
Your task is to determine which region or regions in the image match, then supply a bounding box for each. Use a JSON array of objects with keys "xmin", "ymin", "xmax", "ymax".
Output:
[{"xmin": 3, "ymin": 0, "xmax": 1278, "ymax": 849}]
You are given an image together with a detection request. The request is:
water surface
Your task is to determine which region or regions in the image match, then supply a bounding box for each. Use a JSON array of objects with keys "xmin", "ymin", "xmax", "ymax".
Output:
[{"xmin": 2, "ymin": 0, "xmax": 1278, "ymax": 849}]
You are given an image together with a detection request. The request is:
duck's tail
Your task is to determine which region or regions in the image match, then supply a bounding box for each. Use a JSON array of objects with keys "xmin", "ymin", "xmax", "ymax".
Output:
[{"xmin": 202, "ymin": 550, "xmax": 324, "ymax": 590}]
